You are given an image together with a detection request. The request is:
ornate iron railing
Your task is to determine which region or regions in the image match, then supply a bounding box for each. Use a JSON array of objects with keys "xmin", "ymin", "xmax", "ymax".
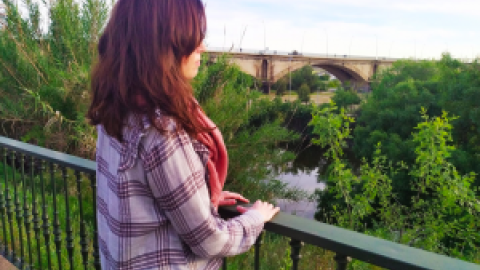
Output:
[{"xmin": 0, "ymin": 135, "xmax": 479, "ymax": 270}]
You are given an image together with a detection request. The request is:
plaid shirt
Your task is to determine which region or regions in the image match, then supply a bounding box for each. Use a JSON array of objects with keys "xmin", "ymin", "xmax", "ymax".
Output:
[{"xmin": 95, "ymin": 111, "xmax": 265, "ymax": 270}]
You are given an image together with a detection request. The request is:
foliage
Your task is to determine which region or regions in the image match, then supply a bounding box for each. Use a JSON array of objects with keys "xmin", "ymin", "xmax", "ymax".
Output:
[
  {"xmin": 327, "ymin": 78, "xmax": 341, "ymax": 90},
  {"xmin": 310, "ymin": 103, "xmax": 480, "ymax": 263},
  {"xmin": 331, "ymin": 88, "xmax": 361, "ymax": 112},
  {"xmin": 273, "ymin": 65, "xmax": 328, "ymax": 93},
  {"xmin": 0, "ymin": 0, "xmax": 109, "ymax": 157},
  {"xmin": 275, "ymin": 78, "xmax": 287, "ymax": 96},
  {"xmin": 298, "ymin": 83, "xmax": 310, "ymax": 103},
  {"xmin": 354, "ymin": 55, "xmax": 480, "ymax": 206}
]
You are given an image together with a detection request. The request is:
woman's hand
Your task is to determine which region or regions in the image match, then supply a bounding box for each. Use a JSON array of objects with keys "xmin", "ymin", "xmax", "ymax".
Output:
[
  {"xmin": 218, "ymin": 191, "xmax": 249, "ymax": 206},
  {"xmin": 237, "ymin": 200, "xmax": 280, "ymax": 223}
]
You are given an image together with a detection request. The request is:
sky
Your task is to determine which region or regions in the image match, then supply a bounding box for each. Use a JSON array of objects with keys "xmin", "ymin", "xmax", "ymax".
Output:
[{"xmin": 204, "ymin": 0, "xmax": 480, "ymax": 60}]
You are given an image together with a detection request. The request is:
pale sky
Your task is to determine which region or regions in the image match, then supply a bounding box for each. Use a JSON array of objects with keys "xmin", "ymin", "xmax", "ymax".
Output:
[
  {"xmin": 14, "ymin": 0, "xmax": 480, "ymax": 60},
  {"xmin": 204, "ymin": 0, "xmax": 480, "ymax": 60}
]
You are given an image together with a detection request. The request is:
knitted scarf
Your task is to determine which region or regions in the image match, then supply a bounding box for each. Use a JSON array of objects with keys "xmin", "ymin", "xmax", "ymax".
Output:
[{"xmin": 195, "ymin": 108, "xmax": 228, "ymax": 207}]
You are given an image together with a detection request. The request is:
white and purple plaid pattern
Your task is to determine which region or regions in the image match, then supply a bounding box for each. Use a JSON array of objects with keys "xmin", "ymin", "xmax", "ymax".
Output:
[{"xmin": 96, "ymin": 112, "xmax": 264, "ymax": 270}]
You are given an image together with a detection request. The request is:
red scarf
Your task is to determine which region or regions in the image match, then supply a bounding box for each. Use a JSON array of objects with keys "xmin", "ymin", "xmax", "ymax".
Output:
[
  {"xmin": 135, "ymin": 95, "xmax": 228, "ymax": 207},
  {"xmin": 195, "ymin": 108, "xmax": 228, "ymax": 207}
]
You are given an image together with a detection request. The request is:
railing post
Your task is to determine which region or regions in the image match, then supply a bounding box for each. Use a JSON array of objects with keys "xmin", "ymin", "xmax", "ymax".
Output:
[
  {"xmin": 289, "ymin": 238, "xmax": 303, "ymax": 270},
  {"xmin": 89, "ymin": 173, "xmax": 101, "ymax": 270},
  {"xmin": 12, "ymin": 151, "xmax": 24, "ymax": 268},
  {"xmin": 254, "ymin": 231, "xmax": 264, "ymax": 270},
  {"xmin": 334, "ymin": 253, "xmax": 349, "ymax": 270},
  {"xmin": 5, "ymin": 149, "xmax": 16, "ymax": 261},
  {"xmin": 51, "ymin": 162, "xmax": 63, "ymax": 270},
  {"xmin": 31, "ymin": 157, "xmax": 42, "ymax": 269},
  {"xmin": 21, "ymin": 154, "xmax": 33, "ymax": 270},
  {"xmin": 0, "ymin": 148, "xmax": 9, "ymax": 257},
  {"xmin": 75, "ymin": 171, "xmax": 89, "ymax": 270},
  {"xmin": 62, "ymin": 166, "xmax": 74, "ymax": 270},
  {"xmin": 39, "ymin": 159, "xmax": 53, "ymax": 269}
]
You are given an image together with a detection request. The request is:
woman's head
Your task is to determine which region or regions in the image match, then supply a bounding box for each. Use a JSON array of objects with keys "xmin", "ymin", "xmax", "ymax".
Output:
[{"xmin": 88, "ymin": 0, "xmax": 208, "ymax": 142}]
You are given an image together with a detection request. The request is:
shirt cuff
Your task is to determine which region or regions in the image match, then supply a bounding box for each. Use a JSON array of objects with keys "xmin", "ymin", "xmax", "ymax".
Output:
[{"xmin": 243, "ymin": 209, "xmax": 265, "ymax": 225}]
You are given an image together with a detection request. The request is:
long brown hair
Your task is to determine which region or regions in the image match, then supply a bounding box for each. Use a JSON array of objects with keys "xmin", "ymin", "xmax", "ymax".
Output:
[{"xmin": 87, "ymin": 0, "xmax": 208, "ymax": 142}]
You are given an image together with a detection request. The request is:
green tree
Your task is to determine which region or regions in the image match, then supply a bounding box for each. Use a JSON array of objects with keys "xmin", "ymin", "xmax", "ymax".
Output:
[
  {"xmin": 290, "ymin": 66, "xmax": 322, "ymax": 92},
  {"xmin": 317, "ymin": 73, "xmax": 330, "ymax": 92},
  {"xmin": 328, "ymin": 79, "xmax": 341, "ymax": 90},
  {"xmin": 298, "ymin": 83, "xmax": 310, "ymax": 103},
  {"xmin": 353, "ymin": 55, "xmax": 480, "ymax": 205},
  {"xmin": 310, "ymin": 104, "xmax": 480, "ymax": 263},
  {"xmin": 331, "ymin": 88, "xmax": 361, "ymax": 111},
  {"xmin": 275, "ymin": 78, "xmax": 287, "ymax": 96}
]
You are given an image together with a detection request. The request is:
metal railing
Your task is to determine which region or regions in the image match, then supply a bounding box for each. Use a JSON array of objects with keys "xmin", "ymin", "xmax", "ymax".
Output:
[
  {"xmin": 206, "ymin": 47, "xmax": 478, "ymax": 63},
  {"xmin": 0, "ymin": 135, "xmax": 479, "ymax": 270},
  {"xmin": 206, "ymin": 47, "xmax": 400, "ymax": 61}
]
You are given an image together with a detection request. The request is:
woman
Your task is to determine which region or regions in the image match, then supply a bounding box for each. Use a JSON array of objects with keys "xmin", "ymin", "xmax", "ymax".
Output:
[{"xmin": 87, "ymin": 0, "xmax": 280, "ymax": 269}]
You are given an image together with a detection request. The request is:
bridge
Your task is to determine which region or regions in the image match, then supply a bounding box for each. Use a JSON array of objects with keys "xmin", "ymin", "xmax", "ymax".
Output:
[{"xmin": 207, "ymin": 47, "xmax": 397, "ymax": 93}]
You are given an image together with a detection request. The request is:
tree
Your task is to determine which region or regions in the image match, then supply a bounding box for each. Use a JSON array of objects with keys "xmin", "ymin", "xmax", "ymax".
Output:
[
  {"xmin": 310, "ymin": 104, "xmax": 480, "ymax": 262},
  {"xmin": 298, "ymin": 83, "xmax": 310, "ymax": 103},
  {"xmin": 328, "ymin": 79, "xmax": 341, "ymax": 90},
  {"xmin": 275, "ymin": 78, "xmax": 287, "ymax": 96},
  {"xmin": 290, "ymin": 66, "xmax": 322, "ymax": 92},
  {"xmin": 353, "ymin": 55, "xmax": 480, "ymax": 207},
  {"xmin": 317, "ymin": 73, "xmax": 330, "ymax": 92},
  {"xmin": 332, "ymin": 89, "xmax": 361, "ymax": 111}
]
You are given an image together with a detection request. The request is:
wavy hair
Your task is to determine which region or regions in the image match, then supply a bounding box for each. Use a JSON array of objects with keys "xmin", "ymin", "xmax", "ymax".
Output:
[{"xmin": 87, "ymin": 0, "xmax": 208, "ymax": 142}]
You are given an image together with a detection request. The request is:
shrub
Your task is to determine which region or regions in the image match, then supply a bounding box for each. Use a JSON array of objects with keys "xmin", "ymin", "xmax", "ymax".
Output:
[
  {"xmin": 310, "ymin": 104, "xmax": 480, "ymax": 262},
  {"xmin": 298, "ymin": 83, "xmax": 310, "ymax": 103}
]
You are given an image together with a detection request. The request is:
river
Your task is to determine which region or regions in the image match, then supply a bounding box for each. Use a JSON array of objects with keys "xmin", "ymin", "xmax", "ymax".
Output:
[
  {"xmin": 275, "ymin": 144, "xmax": 326, "ymax": 220},
  {"xmin": 275, "ymin": 143, "xmax": 358, "ymax": 220}
]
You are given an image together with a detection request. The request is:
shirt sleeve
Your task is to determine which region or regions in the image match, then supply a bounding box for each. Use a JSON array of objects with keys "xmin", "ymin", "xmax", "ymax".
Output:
[{"xmin": 143, "ymin": 127, "xmax": 265, "ymax": 258}]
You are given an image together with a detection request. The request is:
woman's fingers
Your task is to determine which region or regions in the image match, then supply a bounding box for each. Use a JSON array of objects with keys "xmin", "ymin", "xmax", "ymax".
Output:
[
  {"xmin": 218, "ymin": 199, "xmax": 237, "ymax": 206},
  {"xmin": 222, "ymin": 191, "xmax": 249, "ymax": 203},
  {"xmin": 239, "ymin": 200, "xmax": 280, "ymax": 222},
  {"xmin": 236, "ymin": 205, "xmax": 248, "ymax": 213}
]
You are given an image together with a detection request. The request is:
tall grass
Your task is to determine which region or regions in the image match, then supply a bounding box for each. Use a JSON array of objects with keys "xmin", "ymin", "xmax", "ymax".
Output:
[{"xmin": 0, "ymin": 0, "xmax": 109, "ymax": 157}]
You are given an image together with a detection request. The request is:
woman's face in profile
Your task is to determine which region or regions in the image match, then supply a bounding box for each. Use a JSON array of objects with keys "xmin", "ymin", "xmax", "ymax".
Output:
[{"xmin": 181, "ymin": 42, "xmax": 206, "ymax": 80}]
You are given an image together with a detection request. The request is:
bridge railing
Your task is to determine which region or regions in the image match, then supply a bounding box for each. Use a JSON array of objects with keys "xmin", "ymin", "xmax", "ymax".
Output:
[
  {"xmin": 206, "ymin": 47, "xmax": 399, "ymax": 61},
  {"xmin": 0, "ymin": 135, "xmax": 479, "ymax": 270},
  {"xmin": 206, "ymin": 47, "xmax": 479, "ymax": 63}
]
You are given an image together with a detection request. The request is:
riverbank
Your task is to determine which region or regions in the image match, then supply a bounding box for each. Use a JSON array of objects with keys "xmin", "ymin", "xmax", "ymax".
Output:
[{"xmin": 264, "ymin": 92, "xmax": 334, "ymax": 104}]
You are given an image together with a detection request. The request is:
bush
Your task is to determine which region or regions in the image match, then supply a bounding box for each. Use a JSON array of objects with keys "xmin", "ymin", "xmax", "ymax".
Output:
[
  {"xmin": 0, "ymin": 0, "xmax": 109, "ymax": 157},
  {"xmin": 310, "ymin": 104, "xmax": 480, "ymax": 263},
  {"xmin": 353, "ymin": 55, "xmax": 480, "ymax": 206},
  {"xmin": 331, "ymin": 88, "xmax": 361, "ymax": 111},
  {"xmin": 275, "ymin": 78, "xmax": 287, "ymax": 96},
  {"xmin": 298, "ymin": 83, "xmax": 310, "ymax": 103}
]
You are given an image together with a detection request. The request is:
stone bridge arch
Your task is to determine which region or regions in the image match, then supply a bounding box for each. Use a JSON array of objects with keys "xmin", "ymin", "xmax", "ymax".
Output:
[
  {"xmin": 273, "ymin": 60, "xmax": 369, "ymax": 87},
  {"xmin": 206, "ymin": 50, "xmax": 394, "ymax": 93}
]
